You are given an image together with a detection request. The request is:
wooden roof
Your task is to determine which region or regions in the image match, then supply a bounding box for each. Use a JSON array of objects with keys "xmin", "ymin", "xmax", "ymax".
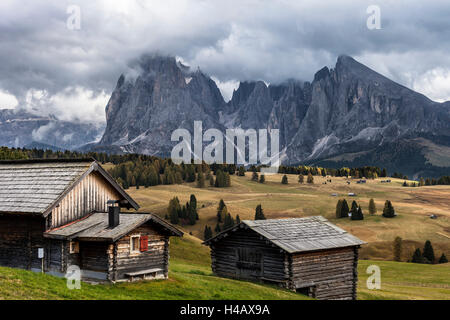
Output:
[
  {"xmin": 44, "ymin": 212, "xmax": 183, "ymax": 242},
  {"xmin": 204, "ymin": 216, "xmax": 365, "ymax": 253},
  {"xmin": 0, "ymin": 159, "xmax": 139, "ymax": 215}
]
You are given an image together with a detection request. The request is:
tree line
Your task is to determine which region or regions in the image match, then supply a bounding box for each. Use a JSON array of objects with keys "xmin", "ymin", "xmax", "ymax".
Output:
[{"xmin": 335, "ymin": 199, "xmax": 396, "ymax": 220}]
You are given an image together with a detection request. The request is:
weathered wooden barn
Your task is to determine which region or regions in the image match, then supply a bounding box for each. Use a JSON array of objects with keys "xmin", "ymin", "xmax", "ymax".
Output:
[
  {"xmin": 0, "ymin": 159, "xmax": 182, "ymax": 282},
  {"xmin": 204, "ymin": 216, "xmax": 365, "ymax": 300}
]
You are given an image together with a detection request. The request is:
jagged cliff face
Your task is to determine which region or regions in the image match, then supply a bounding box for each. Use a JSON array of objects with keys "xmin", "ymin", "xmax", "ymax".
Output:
[
  {"xmin": 98, "ymin": 54, "xmax": 450, "ymax": 176},
  {"xmin": 100, "ymin": 56, "xmax": 225, "ymax": 156}
]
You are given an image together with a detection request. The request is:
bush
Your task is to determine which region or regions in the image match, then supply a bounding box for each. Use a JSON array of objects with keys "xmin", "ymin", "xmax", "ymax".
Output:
[{"xmin": 281, "ymin": 175, "xmax": 288, "ymax": 184}]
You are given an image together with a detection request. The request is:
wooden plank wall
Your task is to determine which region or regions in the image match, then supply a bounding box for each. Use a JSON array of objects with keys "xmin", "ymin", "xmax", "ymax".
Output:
[
  {"xmin": 289, "ymin": 247, "xmax": 358, "ymax": 300},
  {"xmin": 210, "ymin": 228, "xmax": 288, "ymax": 283},
  {"xmin": 51, "ymin": 172, "xmax": 121, "ymax": 228},
  {"xmin": 0, "ymin": 214, "xmax": 46, "ymax": 270},
  {"xmin": 107, "ymin": 223, "xmax": 170, "ymax": 281}
]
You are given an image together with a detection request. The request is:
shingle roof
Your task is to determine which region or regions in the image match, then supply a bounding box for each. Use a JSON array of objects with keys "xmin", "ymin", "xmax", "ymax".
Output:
[
  {"xmin": 0, "ymin": 159, "xmax": 139, "ymax": 215},
  {"xmin": 44, "ymin": 212, "xmax": 183, "ymax": 241},
  {"xmin": 204, "ymin": 216, "xmax": 365, "ymax": 253}
]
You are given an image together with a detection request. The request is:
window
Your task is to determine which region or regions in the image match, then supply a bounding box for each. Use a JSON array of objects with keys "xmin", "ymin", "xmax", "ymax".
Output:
[
  {"xmin": 130, "ymin": 235, "xmax": 140, "ymax": 254},
  {"xmin": 69, "ymin": 241, "xmax": 79, "ymax": 254}
]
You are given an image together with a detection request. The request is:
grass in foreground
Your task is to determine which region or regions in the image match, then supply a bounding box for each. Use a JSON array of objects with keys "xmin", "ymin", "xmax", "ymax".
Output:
[{"xmin": 0, "ymin": 235, "xmax": 448, "ymax": 300}]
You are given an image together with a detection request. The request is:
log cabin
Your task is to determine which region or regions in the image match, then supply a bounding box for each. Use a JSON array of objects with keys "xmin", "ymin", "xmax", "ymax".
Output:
[
  {"xmin": 0, "ymin": 159, "xmax": 182, "ymax": 282},
  {"xmin": 204, "ymin": 216, "xmax": 365, "ymax": 300}
]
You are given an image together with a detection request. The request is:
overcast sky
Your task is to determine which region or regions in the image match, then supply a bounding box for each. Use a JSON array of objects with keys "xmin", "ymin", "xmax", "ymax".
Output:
[{"xmin": 0, "ymin": 0, "xmax": 449, "ymax": 123}]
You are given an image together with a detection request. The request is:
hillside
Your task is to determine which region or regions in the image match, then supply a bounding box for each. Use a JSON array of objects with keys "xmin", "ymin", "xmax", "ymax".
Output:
[
  {"xmin": 0, "ymin": 234, "xmax": 448, "ymax": 300},
  {"xmin": 126, "ymin": 174, "xmax": 450, "ymax": 261}
]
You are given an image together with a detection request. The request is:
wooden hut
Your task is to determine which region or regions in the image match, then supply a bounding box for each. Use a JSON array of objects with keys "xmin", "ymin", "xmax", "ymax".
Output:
[
  {"xmin": 204, "ymin": 216, "xmax": 365, "ymax": 300},
  {"xmin": 0, "ymin": 159, "xmax": 182, "ymax": 282}
]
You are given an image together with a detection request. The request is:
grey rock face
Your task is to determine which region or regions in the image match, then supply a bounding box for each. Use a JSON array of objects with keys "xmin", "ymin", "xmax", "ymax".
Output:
[
  {"xmin": 97, "ymin": 54, "xmax": 450, "ymax": 176},
  {"xmin": 99, "ymin": 55, "xmax": 225, "ymax": 156}
]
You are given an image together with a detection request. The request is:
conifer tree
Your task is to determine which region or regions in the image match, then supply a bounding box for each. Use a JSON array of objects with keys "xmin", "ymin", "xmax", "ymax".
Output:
[
  {"xmin": 236, "ymin": 214, "xmax": 241, "ymax": 224},
  {"xmin": 259, "ymin": 174, "xmax": 265, "ymax": 183},
  {"xmin": 252, "ymin": 171, "xmax": 259, "ymax": 182},
  {"xmin": 393, "ymin": 236, "xmax": 402, "ymax": 262},
  {"xmin": 341, "ymin": 199, "xmax": 350, "ymax": 218},
  {"xmin": 217, "ymin": 200, "xmax": 226, "ymax": 223},
  {"xmin": 423, "ymin": 240, "xmax": 435, "ymax": 263},
  {"xmin": 411, "ymin": 248, "xmax": 423, "ymax": 263},
  {"xmin": 298, "ymin": 174, "xmax": 304, "ymax": 184},
  {"xmin": 335, "ymin": 199, "xmax": 343, "ymax": 219},
  {"xmin": 382, "ymin": 200, "xmax": 396, "ymax": 218},
  {"xmin": 255, "ymin": 204, "xmax": 266, "ymax": 220},
  {"xmin": 350, "ymin": 201, "xmax": 358, "ymax": 218},
  {"xmin": 238, "ymin": 166, "xmax": 246, "ymax": 176},
  {"xmin": 214, "ymin": 223, "xmax": 221, "ymax": 233},
  {"xmin": 281, "ymin": 175, "xmax": 288, "ymax": 184},
  {"xmin": 197, "ymin": 171, "xmax": 205, "ymax": 188},
  {"xmin": 369, "ymin": 198, "xmax": 377, "ymax": 215},
  {"xmin": 223, "ymin": 213, "xmax": 235, "ymax": 230},
  {"xmin": 438, "ymin": 253, "xmax": 448, "ymax": 264},
  {"xmin": 307, "ymin": 173, "xmax": 314, "ymax": 184},
  {"xmin": 204, "ymin": 226, "xmax": 213, "ymax": 240},
  {"xmin": 209, "ymin": 175, "xmax": 215, "ymax": 187}
]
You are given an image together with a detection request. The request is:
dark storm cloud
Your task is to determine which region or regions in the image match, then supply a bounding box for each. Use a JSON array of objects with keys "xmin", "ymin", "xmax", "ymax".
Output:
[{"xmin": 0, "ymin": 0, "xmax": 449, "ymax": 121}]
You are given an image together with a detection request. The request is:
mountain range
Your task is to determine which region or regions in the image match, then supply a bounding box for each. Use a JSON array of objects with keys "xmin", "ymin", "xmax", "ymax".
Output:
[
  {"xmin": 95, "ymin": 54, "xmax": 450, "ymax": 178},
  {"xmin": 2, "ymin": 54, "xmax": 450, "ymax": 178},
  {"xmin": 0, "ymin": 109, "xmax": 104, "ymax": 150}
]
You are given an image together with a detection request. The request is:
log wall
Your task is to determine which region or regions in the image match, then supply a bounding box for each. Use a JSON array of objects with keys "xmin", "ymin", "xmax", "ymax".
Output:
[
  {"xmin": 289, "ymin": 247, "xmax": 359, "ymax": 300},
  {"xmin": 210, "ymin": 228, "xmax": 288, "ymax": 283},
  {"xmin": 107, "ymin": 222, "xmax": 170, "ymax": 281},
  {"xmin": 0, "ymin": 214, "xmax": 46, "ymax": 271}
]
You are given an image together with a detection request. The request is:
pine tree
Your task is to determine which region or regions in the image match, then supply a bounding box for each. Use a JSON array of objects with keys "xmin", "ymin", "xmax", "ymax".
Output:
[
  {"xmin": 259, "ymin": 174, "xmax": 265, "ymax": 183},
  {"xmin": 238, "ymin": 166, "xmax": 246, "ymax": 176},
  {"xmin": 341, "ymin": 199, "xmax": 350, "ymax": 218},
  {"xmin": 188, "ymin": 205, "xmax": 197, "ymax": 225},
  {"xmin": 236, "ymin": 214, "xmax": 241, "ymax": 224},
  {"xmin": 217, "ymin": 199, "xmax": 226, "ymax": 223},
  {"xmin": 209, "ymin": 175, "xmax": 215, "ymax": 187},
  {"xmin": 168, "ymin": 197, "xmax": 180, "ymax": 225},
  {"xmin": 197, "ymin": 171, "xmax": 205, "ymax": 188},
  {"xmin": 307, "ymin": 173, "xmax": 314, "ymax": 184},
  {"xmin": 223, "ymin": 213, "xmax": 235, "ymax": 230},
  {"xmin": 369, "ymin": 198, "xmax": 377, "ymax": 215},
  {"xmin": 190, "ymin": 194, "xmax": 197, "ymax": 211},
  {"xmin": 214, "ymin": 223, "xmax": 221, "ymax": 233},
  {"xmin": 335, "ymin": 199, "xmax": 343, "ymax": 219},
  {"xmin": 393, "ymin": 236, "xmax": 402, "ymax": 262},
  {"xmin": 411, "ymin": 248, "xmax": 423, "ymax": 263},
  {"xmin": 204, "ymin": 226, "xmax": 213, "ymax": 240},
  {"xmin": 382, "ymin": 200, "xmax": 396, "ymax": 218},
  {"xmin": 255, "ymin": 204, "xmax": 266, "ymax": 220},
  {"xmin": 423, "ymin": 240, "xmax": 435, "ymax": 263},
  {"xmin": 252, "ymin": 171, "xmax": 259, "ymax": 182},
  {"xmin": 298, "ymin": 174, "xmax": 304, "ymax": 184},
  {"xmin": 438, "ymin": 253, "xmax": 448, "ymax": 264},
  {"xmin": 281, "ymin": 175, "xmax": 288, "ymax": 184},
  {"xmin": 350, "ymin": 201, "xmax": 358, "ymax": 218},
  {"xmin": 351, "ymin": 205, "xmax": 364, "ymax": 220}
]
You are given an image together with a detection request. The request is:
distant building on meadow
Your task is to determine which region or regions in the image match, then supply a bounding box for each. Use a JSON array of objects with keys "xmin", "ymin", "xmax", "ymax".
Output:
[
  {"xmin": 0, "ymin": 159, "xmax": 182, "ymax": 282},
  {"xmin": 204, "ymin": 216, "xmax": 365, "ymax": 300}
]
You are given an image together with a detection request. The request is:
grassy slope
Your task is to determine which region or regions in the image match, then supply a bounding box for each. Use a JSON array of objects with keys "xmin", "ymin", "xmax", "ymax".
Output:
[
  {"xmin": 0, "ymin": 234, "xmax": 305, "ymax": 300},
  {"xmin": 127, "ymin": 174, "xmax": 450, "ymax": 261},
  {"xmin": 0, "ymin": 234, "xmax": 448, "ymax": 300}
]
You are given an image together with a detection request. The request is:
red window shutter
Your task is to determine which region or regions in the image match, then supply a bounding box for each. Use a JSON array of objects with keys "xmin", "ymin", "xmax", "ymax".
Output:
[{"xmin": 140, "ymin": 236, "xmax": 149, "ymax": 252}]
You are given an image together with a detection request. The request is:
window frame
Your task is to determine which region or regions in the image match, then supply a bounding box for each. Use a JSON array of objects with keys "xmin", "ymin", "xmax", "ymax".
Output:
[
  {"xmin": 130, "ymin": 235, "xmax": 141, "ymax": 254},
  {"xmin": 69, "ymin": 241, "xmax": 79, "ymax": 254}
]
